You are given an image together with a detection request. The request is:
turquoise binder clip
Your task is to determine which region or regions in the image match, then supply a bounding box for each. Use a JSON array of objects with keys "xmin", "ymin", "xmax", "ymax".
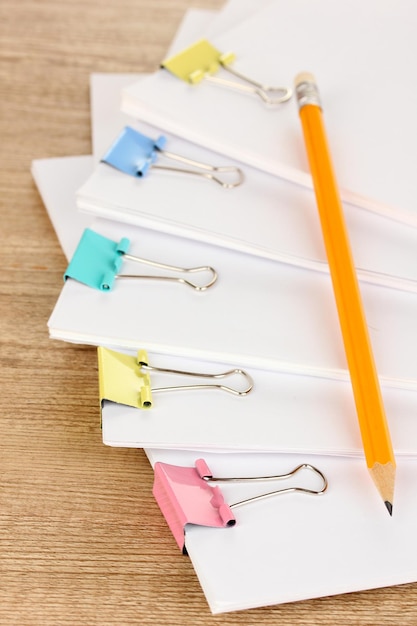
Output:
[
  {"xmin": 64, "ymin": 228, "xmax": 218, "ymax": 292},
  {"xmin": 101, "ymin": 126, "xmax": 244, "ymax": 188},
  {"xmin": 161, "ymin": 39, "xmax": 292, "ymax": 106},
  {"xmin": 64, "ymin": 228, "xmax": 128, "ymax": 291}
]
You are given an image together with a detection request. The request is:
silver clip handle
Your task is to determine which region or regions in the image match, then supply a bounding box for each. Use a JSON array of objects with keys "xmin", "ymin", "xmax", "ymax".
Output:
[
  {"xmin": 117, "ymin": 253, "xmax": 217, "ymax": 291},
  {"xmin": 202, "ymin": 463, "xmax": 328, "ymax": 508},
  {"xmin": 154, "ymin": 149, "xmax": 244, "ymax": 188},
  {"xmin": 206, "ymin": 65, "xmax": 292, "ymax": 106},
  {"xmin": 139, "ymin": 359, "xmax": 254, "ymax": 397}
]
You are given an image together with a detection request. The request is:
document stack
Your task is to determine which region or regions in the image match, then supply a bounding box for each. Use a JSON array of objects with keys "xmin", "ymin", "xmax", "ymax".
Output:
[{"xmin": 31, "ymin": 0, "xmax": 417, "ymax": 614}]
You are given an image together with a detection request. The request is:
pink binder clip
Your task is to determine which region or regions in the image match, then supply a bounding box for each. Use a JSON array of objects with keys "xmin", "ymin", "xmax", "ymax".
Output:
[
  {"xmin": 153, "ymin": 459, "xmax": 235, "ymax": 554},
  {"xmin": 153, "ymin": 459, "xmax": 328, "ymax": 553}
]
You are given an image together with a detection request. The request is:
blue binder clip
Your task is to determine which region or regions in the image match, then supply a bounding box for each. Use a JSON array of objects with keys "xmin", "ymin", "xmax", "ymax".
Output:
[
  {"xmin": 64, "ymin": 228, "xmax": 217, "ymax": 292},
  {"xmin": 101, "ymin": 126, "xmax": 244, "ymax": 188},
  {"xmin": 102, "ymin": 126, "xmax": 166, "ymax": 177}
]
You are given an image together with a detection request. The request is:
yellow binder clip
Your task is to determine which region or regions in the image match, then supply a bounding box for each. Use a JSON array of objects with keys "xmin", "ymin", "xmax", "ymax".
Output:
[
  {"xmin": 98, "ymin": 347, "xmax": 254, "ymax": 410},
  {"xmin": 161, "ymin": 39, "xmax": 292, "ymax": 105}
]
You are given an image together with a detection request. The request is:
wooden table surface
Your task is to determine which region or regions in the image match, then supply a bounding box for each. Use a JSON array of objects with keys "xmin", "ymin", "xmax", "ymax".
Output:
[{"xmin": 1, "ymin": 1, "xmax": 416, "ymax": 624}]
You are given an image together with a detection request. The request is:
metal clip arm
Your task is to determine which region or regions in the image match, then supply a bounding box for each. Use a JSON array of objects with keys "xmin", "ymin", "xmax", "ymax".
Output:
[
  {"xmin": 138, "ymin": 354, "xmax": 254, "ymax": 397},
  {"xmin": 206, "ymin": 64, "xmax": 292, "ymax": 106},
  {"xmin": 161, "ymin": 39, "xmax": 292, "ymax": 107},
  {"xmin": 117, "ymin": 253, "xmax": 217, "ymax": 291},
  {"xmin": 153, "ymin": 148, "xmax": 244, "ymax": 189},
  {"xmin": 200, "ymin": 463, "xmax": 328, "ymax": 508}
]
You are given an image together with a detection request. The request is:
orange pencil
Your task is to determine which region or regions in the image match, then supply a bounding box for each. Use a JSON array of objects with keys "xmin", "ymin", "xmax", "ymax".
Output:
[{"xmin": 294, "ymin": 72, "xmax": 395, "ymax": 515}]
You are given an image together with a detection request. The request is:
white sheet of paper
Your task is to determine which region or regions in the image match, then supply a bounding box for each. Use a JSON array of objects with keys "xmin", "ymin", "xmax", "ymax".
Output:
[
  {"xmin": 147, "ymin": 448, "xmax": 417, "ymax": 614},
  {"xmin": 47, "ymin": 211, "xmax": 417, "ymax": 391},
  {"xmin": 121, "ymin": 0, "xmax": 417, "ymax": 229},
  {"xmin": 33, "ymin": 155, "xmax": 93, "ymax": 260},
  {"xmin": 100, "ymin": 347, "xmax": 417, "ymax": 456}
]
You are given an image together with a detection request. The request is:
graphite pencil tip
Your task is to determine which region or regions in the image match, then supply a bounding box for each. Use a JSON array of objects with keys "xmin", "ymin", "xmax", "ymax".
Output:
[{"xmin": 385, "ymin": 501, "xmax": 393, "ymax": 516}]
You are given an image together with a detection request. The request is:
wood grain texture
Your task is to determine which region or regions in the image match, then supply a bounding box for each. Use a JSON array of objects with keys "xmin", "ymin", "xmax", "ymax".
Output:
[{"xmin": 0, "ymin": 1, "xmax": 416, "ymax": 624}]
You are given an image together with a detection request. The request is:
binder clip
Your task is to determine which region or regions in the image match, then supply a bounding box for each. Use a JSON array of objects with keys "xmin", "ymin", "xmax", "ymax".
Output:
[
  {"xmin": 64, "ymin": 228, "xmax": 217, "ymax": 292},
  {"xmin": 101, "ymin": 126, "xmax": 244, "ymax": 188},
  {"xmin": 98, "ymin": 347, "xmax": 254, "ymax": 410},
  {"xmin": 161, "ymin": 39, "xmax": 292, "ymax": 106},
  {"xmin": 153, "ymin": 459, "xmax": 328, "ymax": 553}
]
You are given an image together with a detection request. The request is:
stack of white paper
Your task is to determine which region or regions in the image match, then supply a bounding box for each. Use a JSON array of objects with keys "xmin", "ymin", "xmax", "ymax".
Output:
[
  {"xmin": 34, "ymin": 155, "xmax": 417, "ymax": 458},
  {"xmin": 32, "ymin": 0, "xmax": 417, "ymax": 614},
  {"xmin": 122, "ymin": 0, "xmax": 417, "ymax": 228},
  {"xmin": 77, "ymin": 109, "xmax": 417, "ymax": 293},
  {"xmin": 47, "ymin": 214, "xmax": 417, "ymax": 390}
]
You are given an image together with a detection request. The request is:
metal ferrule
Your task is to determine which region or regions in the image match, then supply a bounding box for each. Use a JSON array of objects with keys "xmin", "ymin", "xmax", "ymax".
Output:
[{"xmin": 295, "ymin": 80, "xmax": 322, "ymax": 110}]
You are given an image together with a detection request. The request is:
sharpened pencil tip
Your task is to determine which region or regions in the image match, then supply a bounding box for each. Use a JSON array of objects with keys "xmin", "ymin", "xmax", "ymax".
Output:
[{"xmin": 385, "ymin": 501, "xmax": 393, "ymax": 516}]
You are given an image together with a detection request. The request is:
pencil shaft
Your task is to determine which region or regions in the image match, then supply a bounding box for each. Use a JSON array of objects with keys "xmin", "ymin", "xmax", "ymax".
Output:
[
  {"xmin": 294, "ymin": 75, "xmax": 395, "ymax": 506},
  {"xmin": 299, "ymin": 104, "xmax": 393, "ymax": 464}
]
